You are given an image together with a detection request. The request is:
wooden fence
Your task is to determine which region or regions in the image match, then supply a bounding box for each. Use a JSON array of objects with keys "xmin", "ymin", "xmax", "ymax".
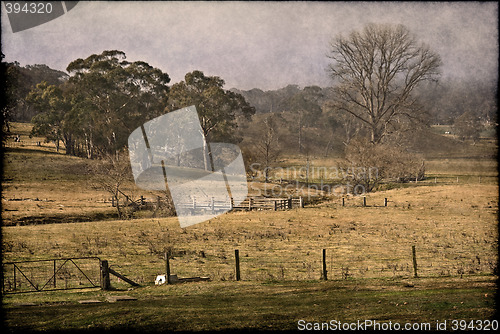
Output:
[{"xmin": 112, "ymin": 196, "xmax": 304, "ymax": 212}]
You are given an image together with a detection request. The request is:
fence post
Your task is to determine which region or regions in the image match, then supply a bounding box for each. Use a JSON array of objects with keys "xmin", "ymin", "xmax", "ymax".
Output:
[
  {"xmin": 100, "ymin": 260, "xmax": 111, "ymax": 290},
  {"xmin": 53, "ymin": 259, "xmax": 57, "ymax": 288},
  {"xmin": 165, "ymin": 251, "xmax": 171, "ymax": 284},
  {"xmin": 140, "ymin": 195, "xmax": 144, "ymax": 205},
  {"xmin": 235, "ymin": 249, "xmax": 241, "ymax": 281},
  {"xmin": 274, "ymin": 200, "xmax": 277, "ymax": 211},
  {"xmin": 322, "ymin": 249, "xmax": 328, "ymax": 280},
  {"xmin": 288, "ymin": 198, "xmax": 292, "ymax": 209},
  {"xmin": 363, "ymin": 197, "xmax": 366, "ymax": 207},
  {"xmin": 384, "ymin": 198, "xmax": 388, "ymax": 207},
  {"xmin": 193, "ymin": 196, "xmax": 196, "ymax": 210},
  {"xmin": 230, "ymin": 197, "xmax": 234, "ymax": 210},
  {"xmin": 299, "ymin": 196, "xmax": 304, "ymax": 208},
  {"xmin": 211, "ymin": 197, "xmax": 215, "ymax": 214},
  {"xmin": 112, "ymin": 197, "xmax": 115, "ymax": 207},
  {"xmin": 456, "ymin": 177, "xmax": 459, "ymax": 183},
  {"xmin": 13, "ymin": 264, "xmax": 16, "ymax": 291},
  {"xmin": 412, "ymin": 245, "xmax": 418, "ymax": 278},
  {"xmin": 342, "ymin": 197, "xmax": 345, "ymax": 207},
  {"xmin": 248, "ymin": 198, "xmax": 252, "ymax": 210},
  {"xmin": 434, "ymin": 177, "xmax": 437, "ymax": 184}
]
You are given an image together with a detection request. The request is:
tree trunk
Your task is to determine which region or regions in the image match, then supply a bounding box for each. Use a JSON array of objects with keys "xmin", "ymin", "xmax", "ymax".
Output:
[
  {"xmin": 202, "ymin": 132, "xmax": 214, "ymax": 171},
  {"xmin": 370, "ymin": 125, "xmax": 382, "ymax": 144},
  {"xmin": 298, "ymin": 111, "xmax": 302, "ymax": 154},
  {"xmin": 114, "ymin": 195, "xmax": 123, "ymax": 218}
]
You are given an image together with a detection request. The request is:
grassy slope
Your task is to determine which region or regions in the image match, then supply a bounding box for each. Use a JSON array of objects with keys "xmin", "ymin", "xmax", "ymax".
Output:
[{"xmin": 1, "ymin": 122, "xmax": 498, "ymax": 331}]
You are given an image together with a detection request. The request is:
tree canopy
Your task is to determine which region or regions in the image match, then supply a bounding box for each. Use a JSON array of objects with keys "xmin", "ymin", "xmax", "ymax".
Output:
[
  {"xmin": 166, "ymin": 70, "xmax": 255, "ymax": 143},
  {"xmin": 327, "ymin": 23, "xmax": 442, "ymax": 144},
  {"xmin": 26, "ymin": 50, "xmax": 171, "ymax": 158}
]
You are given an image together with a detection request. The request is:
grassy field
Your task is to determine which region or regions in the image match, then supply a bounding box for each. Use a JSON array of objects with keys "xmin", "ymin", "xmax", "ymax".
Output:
[
  {"xmin": 3, "ymin": 278, "xmax": 496, "ymax": 332},
  {"xmin": 1, "ymin": 122, "xmax": 498, "ymax": 331}
]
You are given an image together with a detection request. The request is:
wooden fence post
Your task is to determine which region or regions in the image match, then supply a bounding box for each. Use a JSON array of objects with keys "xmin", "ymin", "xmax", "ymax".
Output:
[
  {"xmin": 342, "ymin": 197, "xmax": 345, "ymax": 207},
  {"xmin": 53, "ymin": 260, "xmax": 57, "ymax": 288},
  {"xmin": 363, "ymin": 197, "xmax": 366, "ymax": 207},
  {"xmin": 288, "ymin": 198, "xmax": 292, "ymax": 209},
  {"xmin": 322, "ymin": 249, "xmax": 328, "ymax": 280},
  {"xmin": 299, "ymin": 196, "xmax": 304, "ymax": 208},
  {"xmin": 384, "ymin": 198, "xmax": 388, "ymax": 207},
  {"xmin": 211, "ymin": 197, "xmax": 215, "ymax": 214},
  {"xmin": 13, "ymin": 265, "xmax": 17, "ymax": 291},
  {"xmin": 274, "ymin": 200, "xmax": 277, "ymax": 211},
  {"xmin": 412, "ymin": 245, "xmax": 418, "ymax": 278},
  {"xmin": 230, "ymin": 197, "xmax": 234, "ymax": 210},
  {"xmin": 165, "ymin": 251, "xmax": 171, "ymax": 284},
  {"xmin": 235, "ymin": 249, "xmax": 241, "ymax": 281},
  {"xmin": 100, "ymin": 260, "xmax": 111, "ymax": 290}
]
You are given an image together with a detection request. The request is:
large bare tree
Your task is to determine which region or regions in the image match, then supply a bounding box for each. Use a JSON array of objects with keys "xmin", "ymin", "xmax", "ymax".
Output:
[{"xmin": 327, "ymin": 23, "xmax": 442, "ymax": 144}]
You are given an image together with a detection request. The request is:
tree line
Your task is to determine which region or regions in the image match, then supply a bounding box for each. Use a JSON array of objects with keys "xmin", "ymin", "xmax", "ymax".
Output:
[
  {"xmin": 2, "ymin": 50, "xmax": 254, "ymax": 159},
  {"xmin": 1, "ymin": 24, "xmax": 496, "ymax": 190}
]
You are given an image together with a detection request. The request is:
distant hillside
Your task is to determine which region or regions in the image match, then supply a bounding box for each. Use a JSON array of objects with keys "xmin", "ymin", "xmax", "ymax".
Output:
[
  {"xmin": 231, "ymin": 85, "xmax": 331, "ymax": 114},
  {"xmin": 4, "ymin": 62, "xmax": 68, "ymax": 122},
  {"xmin": 232, "ymin": 78, "xmax": 497, "ymax": 126}
]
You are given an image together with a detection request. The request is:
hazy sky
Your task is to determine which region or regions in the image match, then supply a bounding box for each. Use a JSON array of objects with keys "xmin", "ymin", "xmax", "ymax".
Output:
[{"xmin": 1, "ymin": 1, "xmax": 498, "ymax": 90}]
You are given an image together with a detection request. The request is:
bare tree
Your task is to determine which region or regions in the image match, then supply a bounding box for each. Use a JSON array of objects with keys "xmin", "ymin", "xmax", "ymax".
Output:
[
  {"xmin": 88, "ymin": 150, "xmax": 134, "ymax": 219},
  {"xmin": 322, "ymin": 103, "xmax": 365, "ymax": 148},
  {"xmin": 327, "ymin": 23, "xmax": 441, "ymax": 144},
  {"xmin": 253, "ymin": 114, "xmax": 282, "ymax": 182},
  {"xmin": 453, "ymin": 111, "xmax": 483, "ymax": 144}
]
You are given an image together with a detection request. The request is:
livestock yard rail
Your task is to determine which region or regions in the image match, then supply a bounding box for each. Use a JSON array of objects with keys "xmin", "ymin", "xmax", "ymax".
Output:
[{"xmin": 113, "ymin": 196, "xmax": 305, "ymax": 212}]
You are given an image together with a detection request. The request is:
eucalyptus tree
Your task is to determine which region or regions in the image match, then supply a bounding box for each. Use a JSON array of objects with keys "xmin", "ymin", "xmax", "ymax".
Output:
[
  {"xmin": 166, "ymin": 70, "xmax": 255, "ymax": 170},
  {"xmin": 27, "ymin": 81, "xmax": 73, "ymax": 153},
  {"xmin": 66, "ymin": 50, "xmax": 170, "ymax": 158}
]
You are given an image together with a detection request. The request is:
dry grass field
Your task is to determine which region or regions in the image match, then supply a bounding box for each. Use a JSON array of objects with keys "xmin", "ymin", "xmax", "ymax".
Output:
[{"xmin": 1, "ymin": 122, "xmax": 498, "ymax": 331}]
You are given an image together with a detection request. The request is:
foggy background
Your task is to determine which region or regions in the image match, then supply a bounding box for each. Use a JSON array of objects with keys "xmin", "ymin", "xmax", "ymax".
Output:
[{"xmin": 1, "ymin": 1, "xmax": 498, "ymax": 90}]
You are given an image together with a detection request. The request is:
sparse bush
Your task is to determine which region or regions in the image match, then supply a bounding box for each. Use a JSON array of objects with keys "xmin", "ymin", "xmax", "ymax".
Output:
[{"xmin": 342, "ymin": 138, "xmax": 425, "ymax": 192}]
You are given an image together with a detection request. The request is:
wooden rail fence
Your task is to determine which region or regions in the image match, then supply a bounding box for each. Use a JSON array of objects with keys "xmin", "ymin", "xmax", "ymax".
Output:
[{"xmin": 112, "ymin": 196, "xmax": 304, "ymax": 212}]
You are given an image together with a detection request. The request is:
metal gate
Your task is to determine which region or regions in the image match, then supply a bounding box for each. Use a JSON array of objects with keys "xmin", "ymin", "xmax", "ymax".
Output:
[{"xmin": 2, "ymin": 257, "xmax": 101, "ymax": 294}]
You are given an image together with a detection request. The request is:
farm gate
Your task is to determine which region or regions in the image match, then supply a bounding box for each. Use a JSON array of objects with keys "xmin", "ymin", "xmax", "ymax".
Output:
[{"xmin": 2, "ymin": 257, "xmax": 102, "ymax": 294}]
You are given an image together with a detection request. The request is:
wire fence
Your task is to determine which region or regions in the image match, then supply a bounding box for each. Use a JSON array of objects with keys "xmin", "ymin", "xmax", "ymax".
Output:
[{"xmin": 161, "ymin": 243, "xmax": 497, "ymax": 282}]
